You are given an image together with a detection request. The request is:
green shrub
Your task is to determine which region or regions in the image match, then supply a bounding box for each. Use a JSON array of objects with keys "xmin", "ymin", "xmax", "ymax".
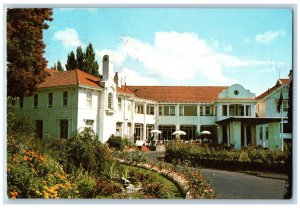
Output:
[
  {"xmin": 107, "ymin": 135, "xmax": 126, "ymax": 150},
  {"xmin": 74, "ymin": 170, "xmax": 96, "ymax": 198}
]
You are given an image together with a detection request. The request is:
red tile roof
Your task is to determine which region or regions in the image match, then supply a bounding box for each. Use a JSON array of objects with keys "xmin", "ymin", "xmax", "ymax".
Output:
[
  {"xmin": 38, "ymin": 69, "xmax": 101, "ymax": 89},
  {"xmin": 256, "ymin": 79, "xmax": 290, "ymax": 100},
  {"xmin": 117, "ymin": 86, "xmax": 135, "ymax": 95},
  {"xmin": 127, "ymin": 86, "xmax": 228, "ymax": 103}
]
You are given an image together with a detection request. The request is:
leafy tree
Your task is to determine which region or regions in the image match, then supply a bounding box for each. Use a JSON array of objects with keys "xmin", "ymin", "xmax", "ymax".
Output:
[
  {"xmin": 57, "ymin": 60, "xmax": 64, "ymax": 71},
  {"xmin": 7, "ymin": 8, "xmax": 53, "ymax": 98},
  {"xmin": 84, "ymin": 43, "xmax": 99, "ymax": 77},
  {"xmin": 76, "ymin": 46, "xmax": 85, "ymax": 70},
  {"xmin": 65, "ymin": 51, "xmax": 77, "ymax": 70}
]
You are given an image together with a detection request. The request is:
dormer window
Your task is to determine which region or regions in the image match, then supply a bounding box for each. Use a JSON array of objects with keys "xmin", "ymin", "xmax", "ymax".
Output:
[{"xmin": 108, "ymin": 93, "xmax": 113, "ymax": 109}]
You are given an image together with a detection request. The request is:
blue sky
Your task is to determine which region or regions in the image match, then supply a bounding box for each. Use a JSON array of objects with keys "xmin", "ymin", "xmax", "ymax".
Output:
[{"xmin": 44, "ymin": 7, "xmax": 292, "ymax": 95}]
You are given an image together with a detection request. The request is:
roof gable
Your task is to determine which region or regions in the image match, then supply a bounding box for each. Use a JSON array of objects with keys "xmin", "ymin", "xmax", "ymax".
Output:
[
  {"xmin": 256, "ymin": 79, "xmax": 289, "ymax": 100},
  {"xmin": 38, "ymin": 69, "xmax": 101, "ymax": 89}
]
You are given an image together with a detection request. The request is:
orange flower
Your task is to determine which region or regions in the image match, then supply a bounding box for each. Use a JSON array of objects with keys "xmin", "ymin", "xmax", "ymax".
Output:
[{"xmin": 22, "ymin": 156, "xmax": 28, "ymax": 161}]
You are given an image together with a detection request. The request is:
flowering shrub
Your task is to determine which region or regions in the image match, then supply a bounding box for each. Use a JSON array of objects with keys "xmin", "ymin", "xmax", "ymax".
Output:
[{"xmin": 7, "ymin": 148, "xmax": 79, "ymax": 199}]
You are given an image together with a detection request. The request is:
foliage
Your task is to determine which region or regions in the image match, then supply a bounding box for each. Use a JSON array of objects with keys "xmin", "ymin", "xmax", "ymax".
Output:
[
  {"xmin": 7, "ymin": 148, "xmax": 79, "ymax": 199},
  {"xmin": 107, "ymin": 135, "xmax": 126, "ymax": 150},
  {"xmin": 53, "ymin": 60, "xmax": 64, "ymax": 71},
  {"xmin": 73, "ymin": 170, "xmax": 96, "ymax": 198},
  {"xmin": 94, "ymin": 178, "xmax": 123, "ymax": 197},
  {"xmin": 44, "ymin": 128, "xmax": 112, "ymax": 175},
  {"xmin": 165, "ymin": 142, "xmax": 288, "ymax": 172},
  {"xmin": 65, "ymin": 51, "xmax": 77, "ymax": 70},
  {"xmin": 7, "ymin": 8, "xmax": 53, "ymax": 98},
  {"xmin": 65, "ymin": 43, "xmax": 99, "ymax": 77}
]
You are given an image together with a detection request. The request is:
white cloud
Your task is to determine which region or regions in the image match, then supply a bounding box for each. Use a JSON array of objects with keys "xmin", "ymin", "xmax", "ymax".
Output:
[
  {"xmin": 117, "ymin": 32, "xmax": 246, "ymax": 84},
  {"xmin": 210, "ymin": 39, "xmax": 233, "ymax": 52},
  {"xmin": 119, "ymin": 67, "xmax": 160, "ymax": 86},
  {"xmin": 255, "ymin": 30, "xmax": 285, "ymax": 44},
  {"xmin": 97, "ymin": 31, "xmax": 278, "ymax": 85},
  {"xmin": 53, "ymin": 28, "xmax": 83, "ymax": 48}
]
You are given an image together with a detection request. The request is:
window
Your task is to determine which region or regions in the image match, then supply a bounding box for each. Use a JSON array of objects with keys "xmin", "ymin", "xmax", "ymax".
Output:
[
  {"xmin": 19, "ymin": 97, "xmax": 24, "ymax": 109},
  {"xmin": 179, "ymin": 106, "xmax": 184, "ymax": 116},
  {"xmin": 222, "ymin": 105, "xmax": 227, "ymax": 116},
  {"xmin": 63, "ymin": 91, "xmax": 68, "ymax": 107},
  {"xmin": 127, "ymin": 102, "xmax": 131, "ymax": 111},
  {"xmin": 118, "ymin": 97, "xmax": 122, "ymax": 110},
  {"xmin": 266, "ymin": 127, "xmax": 268, "ymax": 140},
  {"xmin": 35, "ymin": 120, "xmax": 43, "ymax": 139},
  {"xmin": 246, "ymin": 105, "xmax": 251, "ymax": 116},
  {"xmin": 147, "ymin": 105, "xmax": 155, "ymax": 115},
  {"xmin": 108, "ymin": 93, "xmax": 113, "ymax": 109},
  {"xmin": 283, "ymin": 100, "xmax": 288, "ymax": 112},
  {"xmin": 158, "ymin": 106, "xmax": 163, "ymax": 115},
  {"xmin": 85, "ymin": 119, "xmax": 94, "ymax": 128},
  {"xmin": 200, "ymin": 106, "xmax": 204, "ymax": 116},
  {"xmin": 169, "ymin": 106, "xmax": 176, "ymax": 116},
  {"xmin": 48, "ymin": 93, "xmax": 53, "ymax": 108},
  {"xmin": 183, "ymin": 106, "xmax": 197, "ymax": 116},
  {"xmin": 205, "ymin": 106, "xmax": 211, "ymax": 116},
  {"xmin": 259, "ymin": 126, "xmax": 263, "ymax": 140},
  {"xmin": 238, "ymin": 105, "xmax": 244, "ymax": 116},
  {"xmin": 162, "ymin": 105, "xmax": 176, "ymax": 116},
  {"xmin": 60, "ymin": 120, "xmax": 68, "ymax": 139},
  {"xmin": 135, "ymin": 104, "xmax": 144, "ymax": 114},
  {"xmin": 87, "ymin": 92, "xmax": 92, "ymax": 108},
  {"xmin": 34, "ymin": 94, "xmax": 38, "ymax": 108}
]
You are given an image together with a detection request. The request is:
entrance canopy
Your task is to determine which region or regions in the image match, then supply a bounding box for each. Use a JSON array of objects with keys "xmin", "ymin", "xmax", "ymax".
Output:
[{"xmin": 215, "ymin": 117, "xmax": 283, "ymax": 125}]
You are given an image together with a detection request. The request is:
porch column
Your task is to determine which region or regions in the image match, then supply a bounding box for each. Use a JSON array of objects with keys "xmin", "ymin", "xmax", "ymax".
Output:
[
  {"xmin": 217, "ymin": 125, "xmax": 222, "ymax": 144},
  {"xmin": 197, "ymin": 104, "xmax": 201, "ymax": 135},
  {"xmin": 176, "ymin": 104, "xmax": 180, "ymax": 130},
  {"xmin": 244, "ymin": 125, "xmax": 247, "ymax": 147},
  {"xmin": 243, "ymin": 105, "xmax": 246, "ymax": 116},
  {"xmin": 251, "ymin": 126, "xmax": 256, "ymax": 146},
  {"xmin": 131, "ymin": 101, "xmax": 135, "ymax": 143},
  {"xmin": 268, "ymin": 122, "xmax": 281, "ymax": 150},
  {"xmin": 143, "ymin": 103, "xmax": 147, "ymax": 141},
  {"xmin": 226, "ymin": 125, "xmax": 230, "ymax": 146},
  {"xmin": 227, "ymin": 104, "xmax": 229, "ymax": 116},
  {"xmin": 229, "ymin": 121, "xmax": 241, "ymax": 150}
]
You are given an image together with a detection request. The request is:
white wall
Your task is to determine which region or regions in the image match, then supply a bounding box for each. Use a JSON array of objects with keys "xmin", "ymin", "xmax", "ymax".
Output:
[{"xmin": 15, "ymin": 86, "xmax": 78, "ymax": 139}]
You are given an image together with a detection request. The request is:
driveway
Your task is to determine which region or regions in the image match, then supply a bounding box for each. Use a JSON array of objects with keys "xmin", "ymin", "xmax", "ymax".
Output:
[
  {"xmin": 202, "ymin": 168, "xmax": 286, "ymax": 199},
  {"xmin": 144, "ymin": 151, "xmax": 287, "ymax": 199}
]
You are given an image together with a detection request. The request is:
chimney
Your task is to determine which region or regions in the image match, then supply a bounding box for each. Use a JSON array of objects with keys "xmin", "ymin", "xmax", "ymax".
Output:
[
  {"xmin": 114, "ymin": 72, "xmax": 119, "ymax": 86},
  {"xmin": 102, "ymin": 55, "xmax": 110, "ymax": 81}
]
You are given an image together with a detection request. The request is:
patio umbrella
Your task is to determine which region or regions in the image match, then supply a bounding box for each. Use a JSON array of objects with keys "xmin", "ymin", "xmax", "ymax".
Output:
[
  {"xmin": 172, "ymin": 130, "xmax": 186, "ymax": 135},
  {"xmin": 200, "ymin": 130, "xmax": 211, "ymax": 135},
  {"xmin": 172, "ymin": 130, "xmax": 186, "ymax": 141},
  {"xmin": 200, "ymin": 130, "xmax": 211, "ymax": 142},
  {"xmin": 150, "ymin": 130, "xmax": 162, "ymax": 134}
]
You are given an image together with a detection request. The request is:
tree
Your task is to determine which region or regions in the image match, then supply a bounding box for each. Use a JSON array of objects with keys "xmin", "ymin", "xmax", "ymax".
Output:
[
  {"xmin": 57, "ymin": 60, "xmax": 64, "ymax": 71},
  {"xmin": 76, "ymin": 46, "xmax": 85, "ymax": 70},
  {"xmin": 65, "ymin": 51, "xmax": 77, "ymax": 70},
  {"xmin": 7, "ymin": 8, "xmax": 53, "ymax": 98},
  {"xmin": 84, "ymin": 43, "xmax": 99, "ymax": 77},
  {"xmin": 65, "ymin": 43, "xmax": 100, "ymax": 77}
]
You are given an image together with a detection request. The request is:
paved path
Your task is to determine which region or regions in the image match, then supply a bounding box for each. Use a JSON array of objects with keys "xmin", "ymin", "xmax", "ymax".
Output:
[
  {"xmin": 202, "ymin": 168, "xmax": 286, "ymax": 199},
  {"xmin": 144, "ymin": 150, "xmax": 287, "ymax": 199}
]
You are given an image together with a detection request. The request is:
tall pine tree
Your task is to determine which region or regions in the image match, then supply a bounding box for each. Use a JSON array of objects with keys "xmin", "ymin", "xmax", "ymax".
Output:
[
  {"xmin": 76, "ymin": 46, "xmax": 85, "ymax": 70},
  {"xmin": 7, "ymin": 8, "xmax": 53, "ymax": 98},
  {"xmin": 57, "ymin": 60, "xmax": 64, "ymax": 71},
  {"xmin": 65, "ymin": 43, "xmax": 100, "ymax": 77},
  {"xmin": 65, "ymin": 51, "xmax": 77, "ymax": 70},
  {"xmin": 84, "ymin": 43, "xmax": 99, "ymax": 77}
]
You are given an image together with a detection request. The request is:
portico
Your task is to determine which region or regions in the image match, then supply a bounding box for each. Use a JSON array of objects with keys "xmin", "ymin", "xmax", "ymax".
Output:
[{"xmin": 216, "ymin": 117, "xmax": 282, "ymax": 150}]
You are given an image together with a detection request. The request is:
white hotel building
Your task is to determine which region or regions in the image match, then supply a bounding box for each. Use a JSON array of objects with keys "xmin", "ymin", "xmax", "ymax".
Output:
[{"xmin": 14, "ymin": 55, "xmax": 292, "ymax": 150}]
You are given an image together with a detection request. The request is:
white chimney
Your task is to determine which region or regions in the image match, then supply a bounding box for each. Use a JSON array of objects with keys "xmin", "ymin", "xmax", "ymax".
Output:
[{"xmin": 102, "ymin": 55, "xmax": 113, "ymax": 81}]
